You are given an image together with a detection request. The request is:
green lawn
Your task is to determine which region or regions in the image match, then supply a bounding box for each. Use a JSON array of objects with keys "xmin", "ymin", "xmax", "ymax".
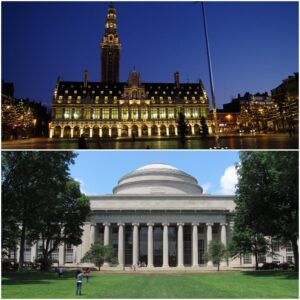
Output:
[{"xmin": 2, "ymin": 270, "xmax": 298, "ymax": 298}]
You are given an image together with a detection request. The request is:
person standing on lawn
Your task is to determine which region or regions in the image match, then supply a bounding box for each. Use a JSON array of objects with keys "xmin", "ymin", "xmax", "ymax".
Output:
[
  {"xmin": 75, "ymin": 269, "xmax": 83, "ymax": 296},
  {"xmin": 84, "ymin": 268, "xmax": 91, "ymax": 283}
]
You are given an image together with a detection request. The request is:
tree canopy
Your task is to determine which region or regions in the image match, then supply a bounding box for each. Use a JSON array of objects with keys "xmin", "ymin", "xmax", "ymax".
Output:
[
  {"xmin": 234, "ymin": 151, "xmax": 298, "ymax": 270},
  {"xmin": 1, "ymin": 151, "xmax": 89, "ymax": 271}
]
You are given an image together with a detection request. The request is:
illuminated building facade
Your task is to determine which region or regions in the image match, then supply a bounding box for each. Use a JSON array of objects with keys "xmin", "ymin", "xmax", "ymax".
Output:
[{"xmin": 49, "ymin": 4, "xmax": 211, "ymax": 139}]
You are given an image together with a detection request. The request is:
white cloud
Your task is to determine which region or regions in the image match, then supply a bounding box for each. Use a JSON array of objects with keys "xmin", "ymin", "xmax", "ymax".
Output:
[
  {"xmin": 218, "ymin": 165, "xmax": 238, "ymax": 195},
  {"xmin": 74, "ymin": 178, "xmax": 96, "ymax": 195},
  {"xmin": 201, "ymin": 182, "xmax": 212, "ymax": 194}
]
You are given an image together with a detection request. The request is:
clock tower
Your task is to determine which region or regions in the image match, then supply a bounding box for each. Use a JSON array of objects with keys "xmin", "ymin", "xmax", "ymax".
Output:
[{"xmin": 100, "ymin": 3, "xmax": 121, "ymax": 83}]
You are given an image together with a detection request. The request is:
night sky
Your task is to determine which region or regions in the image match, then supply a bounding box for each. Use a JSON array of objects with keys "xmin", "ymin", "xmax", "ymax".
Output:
[{"xmin": 2, "ymin": 1, "xmax": 298, "ymax": 109}]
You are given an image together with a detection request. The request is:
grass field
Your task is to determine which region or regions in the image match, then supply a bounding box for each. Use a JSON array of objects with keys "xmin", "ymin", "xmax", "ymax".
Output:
[{"xmin": 2, "ymin": 270, "xmax": 298, "ymax": 298}]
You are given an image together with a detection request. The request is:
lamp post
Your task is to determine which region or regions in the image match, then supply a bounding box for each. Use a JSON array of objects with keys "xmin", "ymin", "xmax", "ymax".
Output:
[{"xmin": 201, "ymin": 2, "xmax": 220, "ymax": 148}]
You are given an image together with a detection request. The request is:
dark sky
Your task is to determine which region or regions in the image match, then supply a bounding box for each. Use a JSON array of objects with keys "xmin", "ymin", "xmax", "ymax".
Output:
[{"xmin": 2, "ymin": 1, "xmax": 298, "ymax": 109}]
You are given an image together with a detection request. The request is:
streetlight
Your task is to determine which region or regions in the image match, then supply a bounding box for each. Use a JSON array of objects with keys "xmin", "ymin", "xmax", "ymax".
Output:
[{"xmin": 200, "ymin": 2, "xmax": 220, "ymax": 148}]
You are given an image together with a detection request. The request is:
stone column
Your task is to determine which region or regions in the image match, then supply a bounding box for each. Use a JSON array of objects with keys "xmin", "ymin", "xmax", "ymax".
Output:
[
  {"xmin": 58, "ymin": 243, "xmax": 64, "ymax": 266},
  {"xmin": 128, "ymin": 127, "xmax": 132, "ymax": 137},
  {"xmin": 138, "ymin": 127, "xmax": 142, "ymax": 137},
  {"xmin": 132, "ymin": 223, "xmax": 139, "ymax": 266},
  {"xmin": 118, "ymin": 128, "xmax": 122, "ymax": 137},
  {"xmin": 175, "ymin": 127, "xmax": 178, "ymax": 136},
  {"xmin": 206, "ymin": 223, "xmax": 213, "ymax": 267},
  {"xmin": 177, "ymin": 223, "xmax": 184, "ymax": 267},
  {"xmin": 162, "ymin": 223, "xmax": 169, "ymax": 268},
  {"xmin": 191, "ymin": 125, "xmax": 195, "ymax": 135},
  {"xmin": 89, "ymin": 127, "xmax": 93, "ymax": 138},
  {"xmin": 158, "ymin": 126, "xmax": 161, "ymax": 136},
  {"xmin": 192, "ymin": 223, "xmax": 199, "ymax": 267},
  {"xmin": 99, "ymin": 127, "xmax": 103, "ymax": 137},
  {"xmin": 49, "ymin": 128, "xmax": 54, "ymax": 138},
  {"xmin": 148, "ymin": 127, "xmax": 151, "ymax": 136},
  {"xmin": 104, "ymin": 223, "xmax": 110, "ymax": 246},
  {"xmin": 80, "ymin": 128, "xmax": 83, "ymax": 136},
  {"xmin": 220, "ymin": 223, "xmax": 227, "ymax": 267},
  {"xmin": 60, "ymin": 129, "xmax": 64, "ymax": 138},
  {"xmin": 103, "ymin": 223, "xmax": 110, "ymax": 266},
  {"xmin": 166, "ymin": 127, "xmax": 169, "ymax": 136},
  {"xmin": 108, "ymin": 127, "xmax": 112, "ymax": 137},
  {"xmin": 70, "ymin": 127, "xmax": 74, "ymax": 138},
  {"xmin": 118, "ymin": 223, "xmax": 125, "ymax": 267},
  {"xmin": 147, "ymin": 223, "xmax": 154, "ymax": 268},
  {"xmin": 90, "ymin": 223, "xmax": 96, "ymax": 246}
]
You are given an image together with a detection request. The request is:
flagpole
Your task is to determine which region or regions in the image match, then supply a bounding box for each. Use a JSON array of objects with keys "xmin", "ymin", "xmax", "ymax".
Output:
[{"xmin": 201, "ymin": 2, "xmax": 220, "ymax": 148}]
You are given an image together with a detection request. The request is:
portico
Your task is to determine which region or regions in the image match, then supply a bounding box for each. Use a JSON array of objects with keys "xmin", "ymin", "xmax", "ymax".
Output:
[{"xmin": 86, "ymin": 163, "xmax": 234, "ymax": 268}]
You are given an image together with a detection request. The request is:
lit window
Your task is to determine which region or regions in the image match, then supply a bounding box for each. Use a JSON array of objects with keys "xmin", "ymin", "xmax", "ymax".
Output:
[
  {"xmin": 109, "ymin": 91, "xmax": 112, "ymax": 94},
  {"xmin": 192, "ymin": 108, "xmax": 199, "ymax": 118},
  {"xmin": 155, "ymin": 91, "xmax": 157, "ymax": 94},
  {"xmin": 59, "ymin": 96, "xmax": 63, "ymax": 100},
  {"xmin": 102, "ymin": 108, "xmax": 109, "ymax": 119},
  {"xmin": 83, "ymin": 109, "xmax": 91, "ymax": 119},
  {"xmin": 93, "ymin": 108, "xmax": 100, "ymax": 119},
  {"xmin": 74, "ymin": 90, "xmax": 77, "ymax": 94},
  {"xmin": 111, "ymin": 108, "xmax": 118, "ymax": 119},
  {"xmin": 151, "ymin": 108, "xmax": 158, "ymax": 119},
  {"xmin": 151, "ymin": 96, "xmax": 154, "ymax": 100},
  {"xmin": 141, "ymin": 107, "xmax": 148, "ymax": 120},
  {"xmin": 73, "ymin": 108, "xmax": 81, "ymax": 119},
  {"xmin": 55, "ymin": 108, "xmax": 63, "ymax": 119},
  {"xmin": 163, "ymin": 91, "xmax": 166, "ymax": 94},
  {"xmin": 83, "ymin": 90, "xmax": 86, "ymax": 94},
  {"xmin": 131, "ymin": 107, "xmax": 138, "ymax": 120},
  {"xmin": 65, "ymin": 90, "xmax": 68, "ymax": 94},
  {"xmin": 92, "ymin": 90, "xmax": 95, "ymax": 94},
  {"xmin": 168, "ymin": 108, "xmax": 174, "ymax": 119},
  {"xmin": 95, "ymin": 96, "xmax": 99, "ymax": 103},
  {"xmin": 187, "ymin": 91, "xmax": 190, "ymax": 95},
  {"xmin": 101, "ymin": 91, "xmax": 104, "ymax": 94},
  {"xmin": 121, "ymin": 107, "xmax": 128, "ymax": 120},
  {"xmin": 159, "ymin": 108, "xmax": 166, "ymax": 119},
  {"xmin": 64, "ymin": 108, "xmax": 72, "ymax": 119}
]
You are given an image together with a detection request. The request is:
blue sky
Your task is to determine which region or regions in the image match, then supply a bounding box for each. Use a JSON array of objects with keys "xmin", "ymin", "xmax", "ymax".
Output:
[
  {"xmin": 2, "ymin": 1, "xmax": 298, "ymax": 109},
  {"xmin": 69, "ymin": 151, "xmax": 240, "ymax": 195}
]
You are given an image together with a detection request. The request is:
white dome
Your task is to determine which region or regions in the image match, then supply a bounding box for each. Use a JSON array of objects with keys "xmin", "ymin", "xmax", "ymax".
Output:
[{"xmin": 113, "ymin": 163, "xmax": 203, "ymax": 195}]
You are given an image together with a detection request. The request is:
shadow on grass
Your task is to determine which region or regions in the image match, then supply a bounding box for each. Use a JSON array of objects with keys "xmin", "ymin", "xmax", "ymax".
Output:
[
  {"xmin": 2, "ymin": 270, "xmax": 76, "ymax": 285},
  {"xmin": 242, "ymin": 270, "xmax": 298, "ymax": 280}
]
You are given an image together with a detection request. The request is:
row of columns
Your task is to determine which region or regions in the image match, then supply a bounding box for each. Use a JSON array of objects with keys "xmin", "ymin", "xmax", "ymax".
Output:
[
  {"xmin": 50, "ymin": 123, "xmax": 201, "ymax": 138},
  {"xmin": 91, "ymin": 222, "xmax": 227, "ymax": 268}
]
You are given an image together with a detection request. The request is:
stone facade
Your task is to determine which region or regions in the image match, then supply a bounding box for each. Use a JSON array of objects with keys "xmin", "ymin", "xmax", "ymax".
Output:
[
  {"xmin": 49, "ymin": 4, "xmax": 211, "ymax": 139},
  {"xmin": 15, "ymin": 163, "xmax": 294, "ymax": 269}
]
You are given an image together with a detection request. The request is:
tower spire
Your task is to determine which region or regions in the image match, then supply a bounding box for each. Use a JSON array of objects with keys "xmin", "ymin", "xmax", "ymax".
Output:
[{"xmin": 100, "ymin": 3, "xmax": 121, "ymax": 82}]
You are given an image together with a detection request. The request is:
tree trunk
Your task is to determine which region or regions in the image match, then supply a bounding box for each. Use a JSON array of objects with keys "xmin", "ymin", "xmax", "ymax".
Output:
[
  {"xmin": 18, "ymin": 220, "xmax": 26, "ymax": 271},
  {"xmin": 291, "ymin": 237, "xmax": 298, "ymax": 272},
  {"xmin": 217, "ymin": 263, "xmax": 220, "ymax": 271},
  {"xmin": 98, "ymin": 264, "xmax": 101, "ymax": 271},
  {"xmin": 254, "ymin": 251, "xmax": 259, "ymax": 270}
]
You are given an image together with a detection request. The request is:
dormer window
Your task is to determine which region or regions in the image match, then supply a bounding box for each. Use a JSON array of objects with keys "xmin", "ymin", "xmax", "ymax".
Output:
[{"xmin": 74, "ymin": 90, "xmax": 77, "ymax": 94}]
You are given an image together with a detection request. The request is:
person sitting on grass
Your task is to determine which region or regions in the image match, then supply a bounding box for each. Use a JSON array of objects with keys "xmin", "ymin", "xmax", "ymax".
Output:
[
  {"xmin": 75, "ymin": 269, "xmax": 83, "ymax": 296},
  {"xmin": 58, "ymin": 266, "xmax": 64, "ymax": 278}
]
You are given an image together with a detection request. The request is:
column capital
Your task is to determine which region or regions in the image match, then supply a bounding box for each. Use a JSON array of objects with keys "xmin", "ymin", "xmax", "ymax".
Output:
[
  {"xmin": 117, "ymin": 223, "xmax": 125, "ymax": 227},
  {"xmin": 103, "ymin": 222, "xmax": 111, "ymax": 227},
  {"xmin": 177, "ymin": 222, "xmax": 184, "ymax": 226},
  {"xmin": 162, "ymin": 222, "xmax": 169, "ymax": 227},
  {"xmin": 220, "ymin": 223, "xmax": 228, "ymax": 227},
  {"xmin": 192, "ymin": 222, "xmax": 199, "ymax": 227},
  {"xmin": 90, "ymin": 223, "xmax": 97, "ymax": 227},
  {"xmin": 206, "ymin": 222, "xmax": 214, "ymax": 227},
  {"xmin": 147, "ymin": 223, "xmax": 155, "ymax": 227},
  {"xmin": 132, "ymin": 223, "xmax": 139, "ymax": 227}
]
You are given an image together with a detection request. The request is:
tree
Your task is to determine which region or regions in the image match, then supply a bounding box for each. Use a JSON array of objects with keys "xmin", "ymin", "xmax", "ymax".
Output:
[
  {"xmin": 235, "ymin": 152, "xmax": 298, "ymax": 271},
  {"xmin": 177, "ymin": 112, "xmax": 188, "ymax": 147},
  {"xmin": 204, "ymin": 240, "xmax": 226, "ymax": 271},
  {"xmin": 35, "ymin": 180, "xmax": 90, "ymax": 271},
  {"xmin": 229, "ymin": 227, "xmax": 269, "ymax": 270},
  {"xmin": 82, "ymin": 242, "xmax": 117, "ymax": 270},
  {"xmin": 2, "ymin": 151, "xmax": 77, "ymax": 271},
  {"xmin": 200, "ymin": 116, "xmax": 209, "ymax": 136}
]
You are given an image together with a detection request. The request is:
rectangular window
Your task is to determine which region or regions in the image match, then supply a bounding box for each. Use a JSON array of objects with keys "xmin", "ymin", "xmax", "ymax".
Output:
[
  {"xmin": 184, "ymin": 108, "xmax": 191, "ymax": 119},
  {"xmin": 258, "ymin": 254, "xmax": 266, "ymax": 263},
  {"xmin": 141, "ymin": 107, "xmax": 148, "ymax": 120},
  {"xmin": 24, "ymin": 242, "xmax": 31, "ymax": 262},
  {"xmin": 83, "ymin": 109, "xmax": 91, "ymax": 120},
  {"xmin": 102, "ymin": 108, "xmax": 110, "ymax": 119},
  {"xmin": 111, "ymin": 108, "xmax": 118, "ymax": 119},
  {"xmin": 151, "ymin": 108, "xmax": 158, "ymax": 119},
  {"xmin": 73, "ymin": 108, "xmax": 81, "ymax": 119},
  {"xmin": 55, "ymin": 108, "xmax": 63, "ymax": 119},
  {"xmin": 93, "ymin": 108, "xmax": 100, "ymax": 119},
  {"xmin": 272, "ymin": 239, "xmax": 280, "ymax": 252},
  {"xmin": 192, "ymin": 108, "xmax": 199, "ymax": 118},
  {"xmin": 244, "ymin": 254, "xmax": 252, "ymax": 264},
  {"xmin": 198, "ymin": 240, "xmax": 205, "ymax": 264},
  {"xmin": 168, "ymin": 108, "xmax": 175, "ymax": 119},
  {"xmin": 286, "ymin": 242, "xmax": 293, "ymax": 252},
  {"xmin": 286, "ymin": 256, "xmax": 294, "ymax": 264},
  {"xmin": 51, "ymin": 247, "xmax": 59, "ymax": 262},
  {"xmin": 159, "ymin": 108, "xmax": 166, "ymax": 119},
  {"xmin": 64, "ymin": 108, "xmax": 72, "ymax": 119},
  {"xmin": 121, "ymin": 107, "xmax": 128, "ymax": 120},
  {"xmin": 131, "ymin": 107, "xmax": 138, "ymax": 120},
  {"xmin": 212, "ymin": 225, "xmax": 218, "ymax": 234},
  {"xmin": 64, "ymin": 244, "xmax": 73, "ymax": 263}
]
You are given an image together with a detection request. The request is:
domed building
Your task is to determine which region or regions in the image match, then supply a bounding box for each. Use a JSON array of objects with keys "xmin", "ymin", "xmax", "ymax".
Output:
[{"xmin": 77, "ymin": 163, "xmax": 236, "ymax": 268}]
